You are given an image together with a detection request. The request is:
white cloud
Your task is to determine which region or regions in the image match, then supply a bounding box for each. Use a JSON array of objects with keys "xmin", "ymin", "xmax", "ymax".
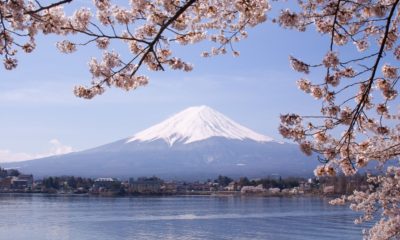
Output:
[
  {"xmin": 0, "ymin": 150, "xmax": 32, "ymax": 163},
  {"xmin": 0, "ymin": 139, "xmax": 73, "ymax": 163},
  {"xmin": 47, "ymin": 139, "xmax": 73, "ymax": 156}
]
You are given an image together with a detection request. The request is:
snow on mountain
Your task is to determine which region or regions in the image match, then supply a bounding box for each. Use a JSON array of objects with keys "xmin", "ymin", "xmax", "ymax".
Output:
[
  {"xmin": 2, "ymin": 105, "xmax": 316, "ymax": 179},
  {"xmin": 126, "ymin": 105, "xmax": 274, "ymax": 146}
]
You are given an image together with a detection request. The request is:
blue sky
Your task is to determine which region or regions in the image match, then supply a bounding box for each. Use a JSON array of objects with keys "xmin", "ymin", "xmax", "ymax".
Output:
[{"xmin": 0, "ymin": 9, "xmax": 329, "ymax": 162}]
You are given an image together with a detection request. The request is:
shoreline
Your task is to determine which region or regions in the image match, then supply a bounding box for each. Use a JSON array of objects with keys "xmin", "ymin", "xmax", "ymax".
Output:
[{"xmin": 0, "ymin": 191, "xmax": 339, "ymax": 199}]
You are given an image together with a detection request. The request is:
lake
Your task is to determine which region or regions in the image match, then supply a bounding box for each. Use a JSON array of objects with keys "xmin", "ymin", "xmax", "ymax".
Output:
[{"xmin": 0, "ymin": 194, "xmax": 366, "ymax": 240}]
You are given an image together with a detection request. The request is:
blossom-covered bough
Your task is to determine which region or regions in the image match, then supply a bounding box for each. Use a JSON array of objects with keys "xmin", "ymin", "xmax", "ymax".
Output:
[
  {"xmin": 0, "ymin": 0, "xmax": 73, "ymax": 69},
  {"xmin": 0, "ymin": 0, "xmax": 269, "ymax": 98},
  {"xmin": 278, "ymin": 1, "xmax": 400, "ymax": 239},
  {"xmin": 1, "ymin": 0, "xmax": 399, "ymax": 239}
]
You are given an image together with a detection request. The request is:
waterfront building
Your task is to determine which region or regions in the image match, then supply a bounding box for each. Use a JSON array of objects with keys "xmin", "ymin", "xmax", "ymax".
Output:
[
  {"xmin": 0, "ymin": 177, "xmax": 12, "ymax": 190},
  {"xmin": 93, "ymin": 178, "xmax": 121, "ymax": 191},
  {"xmin": 161, "ymin": 181, "xmax": 177, "ymax": 194},
  {"xmin": 241, "ymin": 184, "xmax": 265, "ymax": 194},
  {"xmin": 224, "ymin": 181, "xmax": 238, "ymax": 191},
  {"xmin": 17, "ymin": 175, "xmax": 33, "ymax": 187},
  {"xmin": 130, "ymin": 177, "xmax": 162, "ymax": 193},
  {"xmin": 268, "ymin": 188, "xmax": 281, "ymax": 194}
]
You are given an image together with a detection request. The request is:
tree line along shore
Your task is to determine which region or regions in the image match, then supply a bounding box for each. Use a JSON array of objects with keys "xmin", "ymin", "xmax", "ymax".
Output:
[{"xmin": 0, "ymin": 167, "xmax": 369, "ymax": 197}]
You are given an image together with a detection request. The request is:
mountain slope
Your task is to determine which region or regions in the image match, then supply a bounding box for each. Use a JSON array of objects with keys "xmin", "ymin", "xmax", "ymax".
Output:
[
  {"xmin": 3, "ymin": 106, "xmax": 315, "ymax": 179},
  {"xmin": 127, "ymin": 105, "xmax": 273, "ymax": 145}
]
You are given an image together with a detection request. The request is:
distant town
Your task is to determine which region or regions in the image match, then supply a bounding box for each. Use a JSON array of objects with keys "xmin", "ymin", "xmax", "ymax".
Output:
[{"xmin": 0, "ymin": 166, "xmax": 369, "ymax": 197}]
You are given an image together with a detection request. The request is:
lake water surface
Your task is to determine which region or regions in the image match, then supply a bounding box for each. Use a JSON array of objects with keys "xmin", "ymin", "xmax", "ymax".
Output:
[{"xmin": 0, "ymin": 194, "xmax": 366, "ymax": 240}]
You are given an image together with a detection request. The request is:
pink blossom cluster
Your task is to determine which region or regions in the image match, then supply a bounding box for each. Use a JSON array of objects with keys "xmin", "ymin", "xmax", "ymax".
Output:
[
  {"xmin": 331, "ymin": 167, "xmax": 400, "ymax": 240},
  {"xmin": 1, "ymin": 0, "xmax": 270, "ymax": 98},
  {"xmin": 1, "ymin": 0, "xmax": 400, "ymax": 237},
  {"xmin": 278, "ymin": 1, "xmax": 400, "ymax": 238},
  {"xmin": 69, "ymin": 0, "xmax": 270, "ymax": 98}
]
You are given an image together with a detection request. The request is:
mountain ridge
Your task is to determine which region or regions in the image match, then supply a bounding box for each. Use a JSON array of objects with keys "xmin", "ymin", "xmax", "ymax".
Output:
[
  {"xmin": 3, "ymin": 106, "xmax": 314, "ymax": 179},
  {"xmin": 126, "ymin": 105, "xmax": 274, "ymax": 146}
]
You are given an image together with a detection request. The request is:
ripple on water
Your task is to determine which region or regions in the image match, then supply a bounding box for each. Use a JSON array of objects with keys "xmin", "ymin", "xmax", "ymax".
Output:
[{"xmin": 0, "ymin": 195, "xmax": 366, "ymax": 240}]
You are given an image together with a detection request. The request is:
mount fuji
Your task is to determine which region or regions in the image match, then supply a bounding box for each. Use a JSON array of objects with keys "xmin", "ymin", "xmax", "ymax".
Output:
[{"xmin": 3, "ymin": 106, "xmax": 316, "ymax": 179}]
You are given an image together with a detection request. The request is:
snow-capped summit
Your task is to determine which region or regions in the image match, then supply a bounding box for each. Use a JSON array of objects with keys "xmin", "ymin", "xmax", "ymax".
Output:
[
  {"xmin": 3, "ymin": 106, "xmax": 315, "ymax": 179},
  {"xmin": 126, "ymin": 105, "xmax": 274, "ymax": 146}
]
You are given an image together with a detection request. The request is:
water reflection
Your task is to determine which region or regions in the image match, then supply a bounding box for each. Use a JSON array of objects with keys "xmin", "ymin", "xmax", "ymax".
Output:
[{"xmin": 0, "ymin": 194, "xmax": 366, "ymax": 240}]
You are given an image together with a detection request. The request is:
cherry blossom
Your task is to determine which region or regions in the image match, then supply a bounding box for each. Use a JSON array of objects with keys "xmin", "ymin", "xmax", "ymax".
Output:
[
  {"xmin": 1, "ymin": 0, "xmax": 399, "ymax": 238},
  {"xmin": 0, "ymin": 0, "xmax": 270, "ymax": 98},
  {"xmin": 277, "ymin": 1, "xmax": 400, "ymax": 238}
]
